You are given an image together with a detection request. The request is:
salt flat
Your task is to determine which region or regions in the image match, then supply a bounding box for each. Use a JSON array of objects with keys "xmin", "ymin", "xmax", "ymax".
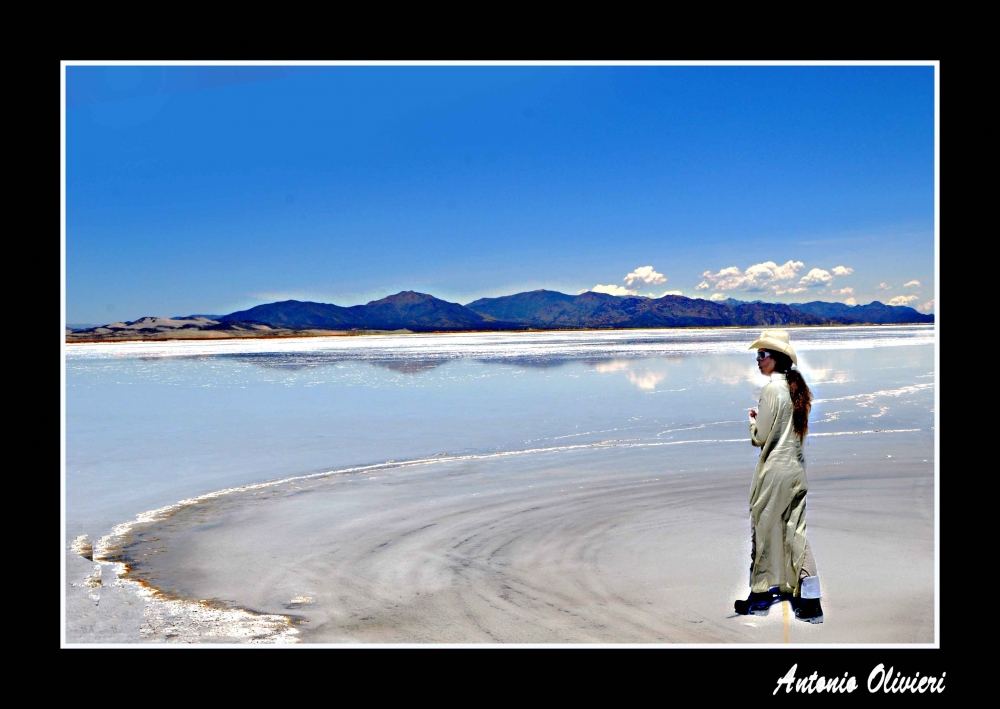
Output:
[
  {"xmin": 65, "ymin": 326, "xmax": 935, "ymax": 644},
  {"xmin": 111, "ymin": 431, "xmax": 932, "ymax": 644}
]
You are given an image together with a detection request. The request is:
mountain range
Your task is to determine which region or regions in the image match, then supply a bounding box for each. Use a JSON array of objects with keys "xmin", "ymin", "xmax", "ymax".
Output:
[{"xmin": 66, "ymin": 290, "xmax": 933, "ymax": 341}]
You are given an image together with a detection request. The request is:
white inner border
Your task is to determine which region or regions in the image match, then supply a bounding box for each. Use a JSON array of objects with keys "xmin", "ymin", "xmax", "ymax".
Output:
[{"xmin": 61, "ymin": 59, "xmax": 940, "ymax": 649}]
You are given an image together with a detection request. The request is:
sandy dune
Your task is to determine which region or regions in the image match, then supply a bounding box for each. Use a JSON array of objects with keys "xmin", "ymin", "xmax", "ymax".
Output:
[{"xmin": 65, "ymin": 326, "xmax": 352, "ymax": 342}]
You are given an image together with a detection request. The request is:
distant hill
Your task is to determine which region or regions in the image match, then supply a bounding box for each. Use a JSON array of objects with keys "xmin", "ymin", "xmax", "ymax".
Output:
[
  {"xmin": 221, "ymin": 291, "xmax": 526, "ymax": 332},
  {"xmin": 466, "ymin": 290, "xmax": 828, "ymax": 328},
  {"xmin": 67, "ymin": 290, "xmax": 934, "ymax": 342},
  {"xmin": 790, "ymin": 300, "xmax": 933, "ymax": 324},
  {"xmin": 220, "ymin": 300, "xmax": 361, "ymax": 329},
  {"xmin": 357, "ymin": 291, "xmax": 509, "ymax": 330},
  {"xmin": 468, "ymin": 290, "xmax": 625, "ymax": 327}
]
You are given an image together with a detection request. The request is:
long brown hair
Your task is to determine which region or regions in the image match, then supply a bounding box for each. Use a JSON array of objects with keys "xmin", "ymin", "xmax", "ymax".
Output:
[{"xmin": 770, "ymin": 351, "xmax": 811, "ymax": 439}]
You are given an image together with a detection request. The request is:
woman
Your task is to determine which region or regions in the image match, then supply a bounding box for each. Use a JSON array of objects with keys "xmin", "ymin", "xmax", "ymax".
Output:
[{"xmin": 734, "ymin": 329, "xmax": 824, "ymax": 623}]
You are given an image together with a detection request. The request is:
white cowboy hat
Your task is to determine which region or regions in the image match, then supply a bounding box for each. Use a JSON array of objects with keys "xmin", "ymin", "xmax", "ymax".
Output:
[{"xmin": 749, "ymin": 329, "xmax": 798, "ymax": 365}]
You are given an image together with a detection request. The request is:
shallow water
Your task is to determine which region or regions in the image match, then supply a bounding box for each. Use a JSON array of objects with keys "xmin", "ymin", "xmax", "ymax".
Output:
[
  {"xmin": 65, "ymin": 325, "xmax": 934, "ymax": 542},
  {"xmin": 65, "ymin": 325, "xmax": 935, "ymax": 643}
]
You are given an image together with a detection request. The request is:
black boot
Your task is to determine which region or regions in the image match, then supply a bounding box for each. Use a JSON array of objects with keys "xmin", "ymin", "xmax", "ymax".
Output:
[
  {"xmin": 794, "ymin": 575, "xmax": 824, "ymax": 623},
  {"xmin": 734, "ymin": 590, "xmax": 777, "ymax": 616},
  {"xmin": 793, "ymin": 597, "xmax": 824, "ymax": 623}
]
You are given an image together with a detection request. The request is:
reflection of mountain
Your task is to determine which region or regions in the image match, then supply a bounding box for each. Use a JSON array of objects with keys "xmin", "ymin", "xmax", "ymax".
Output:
[
  {"xmin": 223, "ymin": 353, "xmax": 345, "ymax": 371},
  {"xmin": 370, "ymin": 360, "xmax": 446, "ymax": 374},
  {"xmin": 222, "ymin": 353, "xmax": 450, "ymax": 375},
  {"xmin": 204, "ymin": 354, "xmax": 449, "ymax": 375}
]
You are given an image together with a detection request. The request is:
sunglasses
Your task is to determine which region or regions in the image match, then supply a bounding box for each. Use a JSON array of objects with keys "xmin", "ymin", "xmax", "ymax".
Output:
[{"xmin": 755, "ymin": 351, "xmax": 771, "ymax": 362}]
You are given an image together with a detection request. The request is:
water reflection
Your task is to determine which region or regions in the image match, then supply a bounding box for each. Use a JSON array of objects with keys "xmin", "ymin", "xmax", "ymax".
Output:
[
  {"xmin": 223, "ymin": 351, "xmax": 663, "ymax": 374},
  {"xmin": 371, "ymin": 360, "xmax": 446, "ymax": 374},
  {"xmin": 591, "ymin": 360, "xmax": 668, "ymax": 390},
  {"xmin": 66, "ymin": 327, "xmax": 934, "ymax": 543}
]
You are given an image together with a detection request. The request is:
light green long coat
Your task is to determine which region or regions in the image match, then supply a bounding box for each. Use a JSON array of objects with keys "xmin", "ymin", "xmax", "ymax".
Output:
[{"xmin": 748, "ymin": 372, "xmax": 808, "ymax": 594}]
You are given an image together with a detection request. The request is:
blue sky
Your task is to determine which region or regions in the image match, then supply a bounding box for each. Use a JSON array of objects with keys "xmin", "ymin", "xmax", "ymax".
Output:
[{"xmin": 65, "ymin": 64, "xmax": 935, "ymax": 324}]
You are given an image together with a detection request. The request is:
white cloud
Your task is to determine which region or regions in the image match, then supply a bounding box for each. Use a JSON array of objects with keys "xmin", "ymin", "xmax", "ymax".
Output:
[
  {"xmin": 798, "ymin": 268, "xmax": 833, "ymax": 287},
  {"xmin": 660, "ymin": 290, "xmax": 683, "ymax": 297},
  {"xmin": 590, "ymin": 284, "xmax": 637, "ymax": 296},
  {"xmin": 709, "ymin": 293, "xmax": 728, "ymax": 301},
  {"xmin": 919, "ymin": 299, "xmax": 935, "ymax": 312},
  {"xmin": 888, "ymin": 295, "xmax": 919, "ymax": 306},
  {"xmin": 845, "ymin": 297, "xmax": 857, "ymax": 306},
  {"xmin": 698, "ymin": 260, "xmax": 805, "ymax": 293},
  {"xmin": 752, "ymin": 260, "xmax": 803, "ymax": 280},
  {"xmin": 876, "ymin": 282, "xmax": 892, "ymax": 290},
  {"xmin": 831, "ymin": 287, "xmax": 854, "ymax": 296},
  {"xmin": 831, "ymin": 266, "xmax": 854, "ymax": 276},
  {"xmin": 903, "ymin": 280, "xmax": 921, "ymax": 287},
  {"xmin": 624, "ymin": 265, "xmax": 667, "ymax": 286}
]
